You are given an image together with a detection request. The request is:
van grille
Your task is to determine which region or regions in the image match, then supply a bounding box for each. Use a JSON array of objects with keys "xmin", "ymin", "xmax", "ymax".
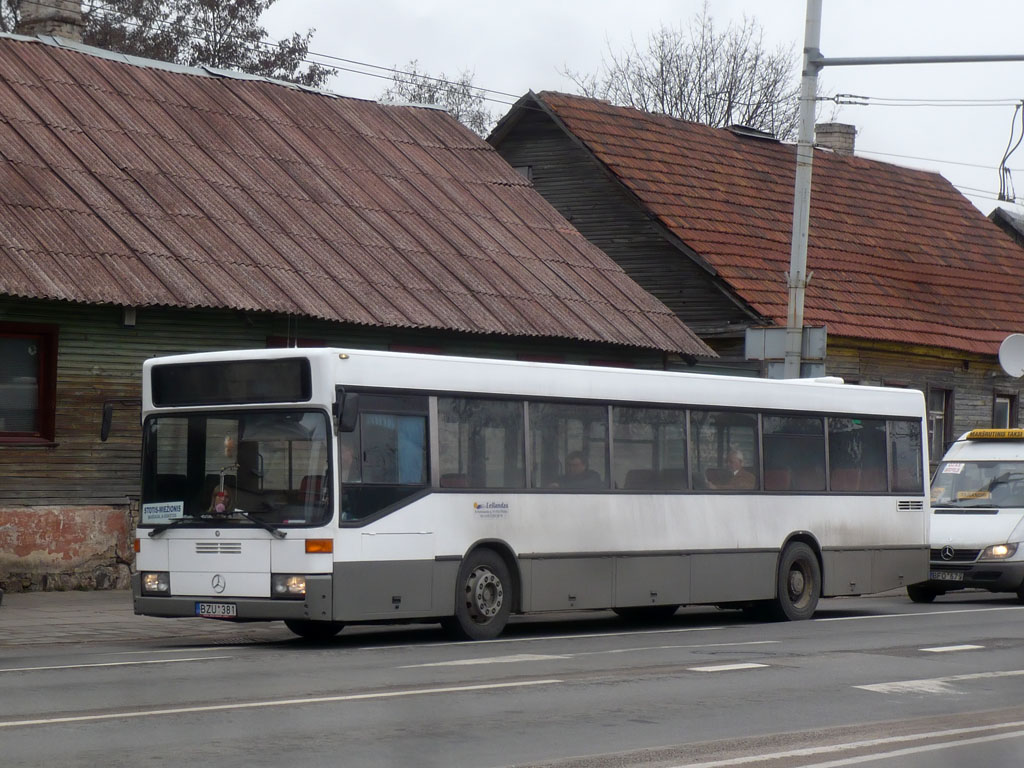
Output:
[
  {"xmin": 195, "ymin": 542, "xmax": 242, "ymax": 555},
  {"xmin": 929, "ymin": 548, "xmax": 980, "ymax": 563}
]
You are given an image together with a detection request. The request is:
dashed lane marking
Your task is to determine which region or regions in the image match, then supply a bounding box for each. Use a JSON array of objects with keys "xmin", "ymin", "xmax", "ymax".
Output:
[{"xmin": 0, "ymin": 679, "xmax": 563, "ymax": 729}]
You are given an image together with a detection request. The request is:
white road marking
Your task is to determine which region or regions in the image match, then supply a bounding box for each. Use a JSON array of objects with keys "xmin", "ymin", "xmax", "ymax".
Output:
[
  {"xmin": 762, "ymin": 729, "xmax": 1024, "ymax": 768},
  {"xmin": 0, "ymin": 679, "xmax": 563, "ymax": 729},
  {"xmin": 369, "ymin": 625, "xmax": 725, "ymax": 650},
  {"xmin": 401, "ymin": 640, "xmax": 780, "ymax": 668},
  {"xmin": 101, "ymin": 646, "xmax": 249, "ymax": 655},
  {"xmin": 920, "ymin": 644, "xmax": 984, "ymax": 653},
  {"xmin": 671, "ymin": 719, "xmax": 1024, "ymax": 767},
  {"xmin": 856, "ymin": 669, "xmax": 1024, "ymax": 695},
  {"xmin": 819, "ymin": 605, "xmax": 1024, "ymax": 622},
  {"xmin": 576, "ymin": 640, "xmax": 779, "ymax": 657},
  {"xmin": 0, "ymin": 657, "xmax": 233, "ymax": 674},
  {"xmin": 687, "ymin": 662, "xmax": 769, "ymax": 672},
  {"xmin": 402, "ymin": 653, "xmax": 568, "ymax": 668}
]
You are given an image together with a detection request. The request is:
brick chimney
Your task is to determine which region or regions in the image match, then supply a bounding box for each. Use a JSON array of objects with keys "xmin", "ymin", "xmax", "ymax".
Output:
[
  {"xmin": 17, "ymin": 1, "xmax": 84, "ymax": 42},
  {"xmin": 815, "ymin": 123, "xmax": 856, "ymax": 156}
]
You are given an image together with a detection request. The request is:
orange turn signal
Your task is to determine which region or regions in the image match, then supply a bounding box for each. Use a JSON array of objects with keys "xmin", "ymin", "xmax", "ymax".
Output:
[
  {"xmin": 133, "ymin": 538, "xmax": 141, "ymax": 553},
  {"xmin": 305, "ymin": 538, "xmax": 333, "ymax": 554}
]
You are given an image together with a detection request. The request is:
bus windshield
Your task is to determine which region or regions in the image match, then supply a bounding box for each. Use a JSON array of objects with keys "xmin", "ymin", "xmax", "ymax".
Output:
[
  {"xmin": 931, "ymin": 460, "xmax": 1024, "ymax": 509},
  {"xmin": 140, "ymin": 409, "xmax": 332, "ymax": 527}
]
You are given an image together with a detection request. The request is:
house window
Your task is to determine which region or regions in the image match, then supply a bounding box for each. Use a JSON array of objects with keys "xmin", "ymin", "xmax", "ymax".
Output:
[
  {"xmin": 0, "ymin": 324, "xmax": 58, "ymax": 443},
  {"xmin": 994, "ymin": 394, "xmax": 1016, "ymax": 428},
  {"xmin": 927, "ymin": 387, "xmax": 953, "ymax": 459},
  {"xmin": 511, "ymin": 165, "xmax": 533, "ymax": 181}
]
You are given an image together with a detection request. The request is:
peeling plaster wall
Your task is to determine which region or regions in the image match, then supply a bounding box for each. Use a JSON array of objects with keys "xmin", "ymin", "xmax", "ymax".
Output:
[{"xmin": 0, "ymin": 505, "xmax": 135, "ymax": 592}]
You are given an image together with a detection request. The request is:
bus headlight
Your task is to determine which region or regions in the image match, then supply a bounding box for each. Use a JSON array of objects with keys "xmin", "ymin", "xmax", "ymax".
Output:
[
  {"xmin": 141, "ymin": 571, "xmax": 171, "ymax": 595},
  {"xmin": 271, "ymin": 574, "xmax": 307, "ymax": 599},
  {"xmin": 979, "ymin": 543, "xmax": 1018, "ymax": 560}
]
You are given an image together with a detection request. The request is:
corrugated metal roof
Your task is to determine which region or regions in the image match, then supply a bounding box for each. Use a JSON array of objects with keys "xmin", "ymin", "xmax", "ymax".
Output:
[
  {"xmin": 530, "ymin": 91, "xmax": 1024, "ymax": 356},
  {"xmin": 0, "ymin": 36, "xmax": 712, "ymax": 357}
]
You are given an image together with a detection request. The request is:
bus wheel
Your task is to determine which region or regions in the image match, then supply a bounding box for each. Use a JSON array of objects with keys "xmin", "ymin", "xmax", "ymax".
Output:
[
  {"xmin": 772, "ymin": 542, "xmax": 820, "ymax": 621},
  {"xmin": 444, "ymin": 549, "xmax": 511, "ymax": 641},
  {"xmin": 284, "ymin": 619, "xmax": 344, "ymax": 640},
  {"xmin": 907, "ymin": 584, "xmax": 938, "ymax": 603}
]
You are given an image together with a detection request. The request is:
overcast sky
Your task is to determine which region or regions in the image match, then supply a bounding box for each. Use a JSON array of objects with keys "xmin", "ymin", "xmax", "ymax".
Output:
[{"xmin": 265, "ymin": 0, "xmax": 1024, "ymax": 216}]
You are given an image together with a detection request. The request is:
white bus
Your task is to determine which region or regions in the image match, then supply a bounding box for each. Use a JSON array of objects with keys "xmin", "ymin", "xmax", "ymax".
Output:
[
  {"xmin": 132, "ymin": 348, "xmax": 930, "ymax": 640},
  {"xmin": 910, "ymin": 429, "xmax": 1024, "ymax": 603}
]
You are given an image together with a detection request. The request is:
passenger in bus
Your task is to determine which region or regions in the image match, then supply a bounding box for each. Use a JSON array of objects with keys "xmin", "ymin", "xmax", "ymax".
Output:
[
  {"xmin": 552, "ymin": 450, "xmax": 604, "ymax": 489},
  {"xmin": 340, "ymin": 438, "xmax": 360, "ymax": 483},
  {"xmin": 709, "ymin": 448, "xmax": 756, "ymax": 490}
]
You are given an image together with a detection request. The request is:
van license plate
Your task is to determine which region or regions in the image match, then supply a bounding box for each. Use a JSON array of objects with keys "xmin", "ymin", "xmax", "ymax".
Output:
[
  {"xmin": 196, "ymin": 602, "xmax": 237, "ymax": 618},
  {"xmin": 929, "ymin": 570, "xmax": 964, "ymax": 582}
]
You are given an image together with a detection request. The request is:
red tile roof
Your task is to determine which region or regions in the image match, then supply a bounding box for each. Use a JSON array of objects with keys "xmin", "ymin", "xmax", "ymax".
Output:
[
  {"xmin": 0, "ymin": 37, "xmax": 712, "ymax": 357},
  {"xmin": 534, "ymin": 91, "xmax": 1024, "ymax": 356}
]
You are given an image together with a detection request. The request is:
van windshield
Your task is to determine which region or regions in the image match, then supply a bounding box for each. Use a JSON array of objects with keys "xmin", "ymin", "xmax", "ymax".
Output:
[{"xmin": 931, "ymin": 460, "xmax": 1024, "ymax": 509}]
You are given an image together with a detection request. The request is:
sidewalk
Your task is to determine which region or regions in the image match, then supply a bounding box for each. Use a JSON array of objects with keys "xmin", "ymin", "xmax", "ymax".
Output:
[{"xmin": 0, "ymin": 589, "xmax": 292, "ymax": 647}]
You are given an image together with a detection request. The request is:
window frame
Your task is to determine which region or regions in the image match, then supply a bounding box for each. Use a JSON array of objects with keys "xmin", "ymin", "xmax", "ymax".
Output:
[{"xmin": 0, "ymin": 323, "xmax": 58, "ymax": 444}]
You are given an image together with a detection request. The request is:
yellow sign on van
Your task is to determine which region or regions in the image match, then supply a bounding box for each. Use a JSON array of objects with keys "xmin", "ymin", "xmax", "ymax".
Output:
[
  {"xmin": 965, "ymin": 429, "xmax": 1024, "ymax": 440},
  {"xmin": 956, "ymin": 490, "xmax": 991, "ymax": 500}
]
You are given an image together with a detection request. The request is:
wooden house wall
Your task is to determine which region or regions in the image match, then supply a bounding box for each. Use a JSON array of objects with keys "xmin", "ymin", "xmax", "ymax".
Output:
[
  {"xmin": 0, "ymin": 298, "xmax": 667, "ymax": 508},
  {"xmin": 827, "ymin": 339, "xmax": 1024, "ymax": 443},
  {"xmin": 492, "ymin": 110, "xmax": 758, "ymax": 338}
]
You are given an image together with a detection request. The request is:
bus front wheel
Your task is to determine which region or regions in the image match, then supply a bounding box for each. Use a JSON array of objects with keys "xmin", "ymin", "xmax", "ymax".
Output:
[
  {"xmin": 772, "ymin": 542, "xmax": 820, "ymax": 621},
  {"xmin": 284, "ymin": 619, "xmax": 344, "ymax": 640},
  {"xmin": 443, "ymin": 549, "xmax": 512, "ymax": 641},
  {"xmin": 907, "ymin": 584, "xmax": 938, "ymax": 603}
]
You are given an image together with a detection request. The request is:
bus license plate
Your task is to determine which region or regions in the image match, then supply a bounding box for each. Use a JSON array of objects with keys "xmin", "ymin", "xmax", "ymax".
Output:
[
  {"xmin": 929, "ymin": 570, "xmax": 964, "ymax": 582},
  {"xmin": 196, "ymin": 602, "xmax": 237, "ymax": 618}
]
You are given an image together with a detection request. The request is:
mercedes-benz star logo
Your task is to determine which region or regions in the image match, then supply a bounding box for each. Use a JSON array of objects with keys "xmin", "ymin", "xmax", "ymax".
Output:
[
  {"xmin": 940, "ymin": 545, "xmax": 956, "ymax": 561},
  {"xmin": 211, "ymin": 574, "xmax": 226, "ymax": 593}
]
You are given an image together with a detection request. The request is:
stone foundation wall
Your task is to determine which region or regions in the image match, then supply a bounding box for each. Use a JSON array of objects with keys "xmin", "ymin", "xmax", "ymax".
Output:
[{"xmin": 0, "ymin": 504, "xmax": 136, "ymax": 593}]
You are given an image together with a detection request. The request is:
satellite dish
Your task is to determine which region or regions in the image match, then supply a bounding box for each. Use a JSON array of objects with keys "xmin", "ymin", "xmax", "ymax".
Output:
[{"xmin": 998, "ymin": 334, "xmax": 1024, "ymax": 377}]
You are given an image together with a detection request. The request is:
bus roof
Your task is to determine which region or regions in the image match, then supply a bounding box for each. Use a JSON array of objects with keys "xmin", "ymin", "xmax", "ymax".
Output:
[{"xmin": 143, "ymin": 348, "xmax": 926, "ymax": 419}]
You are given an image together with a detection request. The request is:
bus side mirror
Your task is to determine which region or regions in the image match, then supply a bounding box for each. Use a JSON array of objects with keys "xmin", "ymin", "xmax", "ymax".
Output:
[
  {"xmin": 100, "ymin": 402, "xmax": 114, "ymax": 442},
  {"xmin": 335, "ymin": 387, "xmax": 359, "ymax": 433}
]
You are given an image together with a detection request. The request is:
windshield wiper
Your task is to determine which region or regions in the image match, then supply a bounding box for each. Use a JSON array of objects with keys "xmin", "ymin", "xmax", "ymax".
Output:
[
  {"xmin": 988, "ymin": 471, "xmax": 1024, "ymax": 490},
  {"xmin": 148, "ymin": 515, "xmax": 211, "ymax": 537},
  {"xmin": 226, "ymin": 508, "xmax": 287, "ymax": 539},
  {"xmin": 147, "ymin": 509, "xmax": 287, "ymax": 539}
]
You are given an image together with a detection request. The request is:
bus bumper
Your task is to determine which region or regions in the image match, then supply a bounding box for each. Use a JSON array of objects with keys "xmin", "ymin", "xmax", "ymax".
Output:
[{"xmin": 131, "ymin": 573, "xmax": 334, "ymax": 621}]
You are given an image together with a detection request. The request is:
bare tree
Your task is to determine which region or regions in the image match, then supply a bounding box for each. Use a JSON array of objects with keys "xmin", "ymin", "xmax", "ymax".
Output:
[
  {"xmin": 380, "ymin": 60, "xmax": 494, "ymax": 137},
  {"xmin": 1, "ymin": 0, "xmax": 17, "ymax": 32},
  {"xmin": 565, "ymin": 3, "xmax": 800, "ymax": 141},
  {"xmin": 6, "ymin": 0, "xmax": 329, "ymax": 87}
]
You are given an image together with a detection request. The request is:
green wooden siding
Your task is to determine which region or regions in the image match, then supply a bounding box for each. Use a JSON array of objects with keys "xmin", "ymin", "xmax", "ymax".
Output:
[{"xmin": 0, "ymin": 298, "xmax": 668, "ymax": 507}]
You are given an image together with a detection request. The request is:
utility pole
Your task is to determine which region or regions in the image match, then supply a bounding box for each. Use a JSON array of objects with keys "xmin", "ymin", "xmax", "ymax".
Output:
[
  {"xmin": 783, "ymin": 0, "xmax": 1024, "ymax": 378},
  {"xmin": 783, "ymin": 0, "xmax": 822, "ymax": 379}
]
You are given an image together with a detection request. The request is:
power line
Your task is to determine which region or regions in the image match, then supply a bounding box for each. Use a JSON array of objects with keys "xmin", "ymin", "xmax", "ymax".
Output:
[{"xmin": 831, "ymin": 93, "xmax": 1023, "ymax": 108}]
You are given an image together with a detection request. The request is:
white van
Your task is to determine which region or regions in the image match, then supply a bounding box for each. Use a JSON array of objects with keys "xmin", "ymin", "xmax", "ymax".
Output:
[{"xmin": 909, "ymin": 429, "xmax": 1024, "ymax": 603}]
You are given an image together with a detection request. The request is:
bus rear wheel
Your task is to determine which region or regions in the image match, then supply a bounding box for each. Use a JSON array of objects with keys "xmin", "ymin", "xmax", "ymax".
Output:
[
  {"xmin": 443, "ymin": 549, "xmax": 511, "ymax": 641},
  {"xmin": 284, "ymin": 619, "xmax": 344, "ymax": 640},
  {"xmin": 772, "ymin": 542, "xmax": 820, "ymax": 621}
]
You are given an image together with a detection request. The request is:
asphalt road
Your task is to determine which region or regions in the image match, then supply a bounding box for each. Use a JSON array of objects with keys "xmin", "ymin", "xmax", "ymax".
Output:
[{"xmin": 1, "ymin": 590, "xmax": 1023, "ymax": 767}]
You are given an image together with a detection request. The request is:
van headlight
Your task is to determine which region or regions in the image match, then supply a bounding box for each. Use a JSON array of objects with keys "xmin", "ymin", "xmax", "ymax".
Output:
[
  {"xmin": 271, "ymin": 574, "xmax": 307, "ymax": 599},
  {"xmin": 979, "ymin": 543, "xmax": 1018, "ymax": 560},
  {"xmin": 141, "ymin": 571, "xmax": 171, "ymax": 595}
]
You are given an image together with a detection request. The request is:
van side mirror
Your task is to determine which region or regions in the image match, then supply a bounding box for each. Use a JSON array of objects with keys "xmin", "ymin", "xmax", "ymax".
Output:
[{"xmin": 335, "ymin": 387, "xmax": 359, "ymax": 432}]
